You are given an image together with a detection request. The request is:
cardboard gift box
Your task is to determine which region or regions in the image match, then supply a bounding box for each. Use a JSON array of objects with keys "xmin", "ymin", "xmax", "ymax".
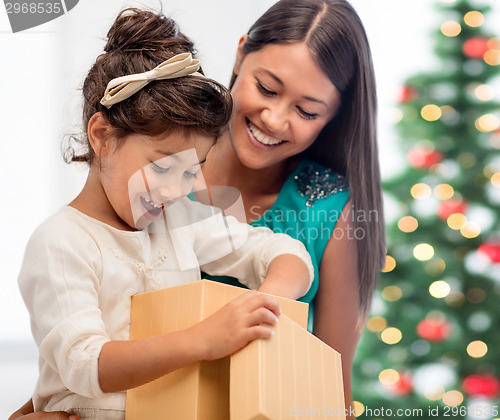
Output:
[{"xmin": 126, "ymin": 280, "xmax": 345, "ymax": 420}]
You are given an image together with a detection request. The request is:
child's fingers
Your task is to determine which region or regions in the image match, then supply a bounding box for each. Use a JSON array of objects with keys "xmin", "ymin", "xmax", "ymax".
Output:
[
  {"xmin": 244, "ymin": 324, "xmax": 275, "ymax": 342},
  {"xmin": 246, "ymin": 307, "xmax": 279, "ymax": 328},
  {"xmin": 243, "ymin": 292, "xmax": 281, "ymax": 317}
]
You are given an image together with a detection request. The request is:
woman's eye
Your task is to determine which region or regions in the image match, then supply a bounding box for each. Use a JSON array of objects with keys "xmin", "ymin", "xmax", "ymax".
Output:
[
  {"xmin": 256, "ymin": 81, "xmax": 276, "ymax": 96},
  {"xmin": 183, "ymin": 170, "xmax": 198, "ymax": 179},
  {"xmin": 151, "ymin": 162, "xmax": 170, "ymax": 174},
  {"xmin": 297, "ymin": 107, "xmax": 318, "ymax": 120}
]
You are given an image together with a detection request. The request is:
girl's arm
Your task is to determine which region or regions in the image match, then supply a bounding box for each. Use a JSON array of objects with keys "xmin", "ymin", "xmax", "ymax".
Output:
[
  {"xmin": 98, "ymin": 291, "xmax": 280, "ymax": 392},
  {"xmin": 196, "ymin": 206, "xmax": 314, "ymax": 299},
  {"xmin": 312, "ymin": 201, "xmax": 366, "ymax": 420},
  {"xmin": 257, "ymin": 254, "xmax": 312, "ymax": 299}
]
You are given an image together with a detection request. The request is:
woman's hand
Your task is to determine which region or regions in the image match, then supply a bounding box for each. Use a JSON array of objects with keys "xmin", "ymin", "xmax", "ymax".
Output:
[
  {"xmin": 8, "ymin": 400, "xmax": 79, "ymax": 420},
  {"xmin": 189, "ymin": 290, "xmax": 281, "ymax": 361}
]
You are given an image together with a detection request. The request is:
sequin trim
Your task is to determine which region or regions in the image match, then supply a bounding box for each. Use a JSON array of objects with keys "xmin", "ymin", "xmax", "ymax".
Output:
[{"xmin": 294, "ymin": 163, "xmax": 349, "ymax": 207}]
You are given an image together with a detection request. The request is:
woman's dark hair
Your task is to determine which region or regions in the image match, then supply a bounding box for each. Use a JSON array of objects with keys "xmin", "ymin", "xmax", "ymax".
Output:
[
  {"xmin": 66, "ymin": 8, "xmax": 232, "ymax": 164},
  {"xmin": 230, "ymin": 0, "xmax": 385, "ymax": 315}
]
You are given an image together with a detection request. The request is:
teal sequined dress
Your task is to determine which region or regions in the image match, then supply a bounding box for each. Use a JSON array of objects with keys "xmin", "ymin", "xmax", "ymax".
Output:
[{"xmin": 203, "ymin": 159, "xmax": 350, "ymax": 332}]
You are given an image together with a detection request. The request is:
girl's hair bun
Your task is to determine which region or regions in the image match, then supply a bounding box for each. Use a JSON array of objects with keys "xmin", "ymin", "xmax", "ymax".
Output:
[
  {"xmin": 104, "ymin": 8, "xmax": 186, "ymax": 53},
  {"xmin": 73, "ymin": 7, "xmax": 231, "ymax": 166}
]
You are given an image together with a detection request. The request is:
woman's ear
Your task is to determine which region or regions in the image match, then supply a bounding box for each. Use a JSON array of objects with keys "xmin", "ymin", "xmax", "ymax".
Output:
[
  {"xmin": 234, "ymin": 34, "xmax": 248, "ymax": 75},
  {"xmin": 88, "ymin": 112, "xmax": 111, "ymax": 157}
]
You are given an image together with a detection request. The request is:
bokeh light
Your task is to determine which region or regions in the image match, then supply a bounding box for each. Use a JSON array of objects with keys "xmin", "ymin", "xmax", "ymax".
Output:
[
  {"xmin": 447, "ymin": 213, "xmax": 467, "ymax": 229},
  {"xmin": 464, "ymin": 11, "xmax": 484, "ymax": 27},
  {"xmin": 484, "ymin": 49, "xmax": 500, "ymax": 66},
  {"xmin": 421, "ymin": 104, "xmax": 442, "ymax": 121},
  {"xmin": 381, "ymin": 327, "xmax": 403, "ymax": 345},
  {"xmin": 457, "ymin": 152, "xmax": 476, "ymax": 168},
  {"xmin": 382, "ymin": 255, "xmax": 396, "ymax": 273},
  {"xmin": 429, "ymin": 280, "xmax": 451, "ymax": 298},
  {"xmin": 426, "ymin": 258, "xmax": 446, "ymax": 276},
  {"xmin": 366, "ymin": 316, "xmax": 387, "ymax": 333},
  {"xmin": 445, "ymin": 291, "xmax": 465, "ymax": 307},
  {"xmin": 398, "ymin": 216, "xmax": 418, "ymax": 232},
  {"xmin": 441, "ymin": 21, "xmax": 461, "ymax": 37},
  {"xmin": 411, "ymin": 183, "xmax": 432, "ymax": 199},
  {"xmin": 442, "ymin": 390, "xmax": 464, "ymax": 407},
  {"xmin": 491, "ymin": 172, "xmax": 500, "ymax": 188},
  {"xmin": 466, "ymin": 288, "xmax": 486, "ymax": 303},
  {"xmin": 434, "ymin": 184, "xmax": 454, "ymax": 200},
  {"xmin": 425, "ymin": 385, "xmax": 445, "ymax": 401},
  {"xmin": 379, "ymin": 369, "xmax": 399, "ymax": 385},
  {"xmin": 487, "ymin": 38, "xmax": 500, "ymax": 49},
  {"xmin": 353, "ymin": 401, "xmax": 364, "ymax": 417},
  {"xmin": 460, "ymin": 221, "xmax": 481, "ymax": 238},
  {"xmin": 382, "ymin": 285, "xmax": 403, "ymax": 302},
  {"xmin": 467, "ymin": 340, "xmax": 488, "ymax": 358},
  {"xmin": 475, "ymin": 84, "xmax": 495, "ymax": 101},
  {"xmin": 414, "ymin": 243, "xmax": 435, "ymax": 261},
  {"xmin": 468, "ymin": 312, "xmax": 492, "ymax": 332},
  {"xmin": 475, "ymin": 114, "xmax": 499, "ymax": 132}
]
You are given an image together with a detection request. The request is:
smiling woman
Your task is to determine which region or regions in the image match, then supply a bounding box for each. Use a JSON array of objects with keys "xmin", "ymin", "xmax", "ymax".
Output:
[
  {"xmin": 228, "ymin": 41, "xmax": 341, "ymax": 167},
  {"xmin": 198, "ymin": 2, "xmax": 385, "ymax": 418}
]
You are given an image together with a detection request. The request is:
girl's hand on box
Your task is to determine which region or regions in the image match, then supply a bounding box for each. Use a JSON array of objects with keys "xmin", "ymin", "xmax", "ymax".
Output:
[{"xmin": 190, "ymin": 291, "xmax": 281, "ymax": 361}]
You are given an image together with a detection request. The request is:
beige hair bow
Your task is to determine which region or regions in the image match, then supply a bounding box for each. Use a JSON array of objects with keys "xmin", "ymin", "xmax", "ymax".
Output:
[{"xmin": 100, "ymin": 52, "xmax": 201, "ymax": 108}]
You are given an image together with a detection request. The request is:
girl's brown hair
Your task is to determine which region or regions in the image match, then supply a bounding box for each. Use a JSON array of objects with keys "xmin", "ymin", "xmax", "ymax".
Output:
[
  {"xmin": 230, "ymin": 0, "xmax": 385, "ymax": 315},
  {"xmin": 66, "ymin": 8, "xmax": 232, "ymax": 164}
]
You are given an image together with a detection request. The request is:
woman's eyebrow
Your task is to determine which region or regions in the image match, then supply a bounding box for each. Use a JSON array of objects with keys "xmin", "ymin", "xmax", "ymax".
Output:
[{"xmin": 261, "ymin": 68, "xmax": 328, "ymax": 108}]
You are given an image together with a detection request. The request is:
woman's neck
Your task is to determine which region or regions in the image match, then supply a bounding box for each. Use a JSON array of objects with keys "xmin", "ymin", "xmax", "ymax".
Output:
[{"xmin": 203, "ymin": 131, "xmax": 294, "ymax": 196}]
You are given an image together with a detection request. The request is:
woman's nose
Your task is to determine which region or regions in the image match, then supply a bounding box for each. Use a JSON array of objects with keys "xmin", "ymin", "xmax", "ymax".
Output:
[{"xmin": 260, "ymin": 102, "xmax": 289, "ymax": 136}]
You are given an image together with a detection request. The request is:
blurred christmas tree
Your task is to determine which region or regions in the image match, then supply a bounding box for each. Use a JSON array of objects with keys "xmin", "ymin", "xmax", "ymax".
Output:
[{"xmin": 353, "ymin": 0, "xmax": 500, "ymax": 419}]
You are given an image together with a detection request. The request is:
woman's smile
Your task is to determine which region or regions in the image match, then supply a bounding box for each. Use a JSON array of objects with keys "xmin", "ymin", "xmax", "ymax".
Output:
[{"xmin": 246, "ymin": 119, "xmax": 286, "ymax": 149}]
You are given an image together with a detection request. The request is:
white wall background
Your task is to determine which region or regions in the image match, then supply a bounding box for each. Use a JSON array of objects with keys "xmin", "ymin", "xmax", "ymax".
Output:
[{"xmin": 0, "ymin": 0, "xmax": 498, "ymax": 416}]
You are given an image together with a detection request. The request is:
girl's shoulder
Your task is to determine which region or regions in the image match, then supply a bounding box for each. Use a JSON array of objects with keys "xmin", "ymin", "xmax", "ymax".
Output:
[{"xmin": 26, "ymin": 206, "xmax": 143, "ymax": 256}]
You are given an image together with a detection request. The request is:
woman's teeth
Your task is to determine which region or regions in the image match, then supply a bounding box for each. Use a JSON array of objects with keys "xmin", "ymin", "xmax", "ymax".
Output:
[{"xmin": 248, "ymin": 121, "xmax": 284, "ymax": 145}]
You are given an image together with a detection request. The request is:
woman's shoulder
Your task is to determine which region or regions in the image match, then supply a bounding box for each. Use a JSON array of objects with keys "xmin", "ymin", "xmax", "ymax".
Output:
[{"xmin": 283, "ymin": 158, "xmax": 350, "ymax": 209}]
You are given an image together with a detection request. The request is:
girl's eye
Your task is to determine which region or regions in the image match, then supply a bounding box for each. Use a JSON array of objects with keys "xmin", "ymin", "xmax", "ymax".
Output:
[
  {"xmin": 256, "ymin": 81, "xmax": 276, "ymax": 96},
  {"xmin": 183, "ymin": 170, "xmax": 198, "ymax": 179},
  {"xmin": 297, "ymin": 107, "xmax": 318, "ymax": 120},
  {"xmin": 151, "ymin": 162, "xmax": 170, "ymax": 174}
]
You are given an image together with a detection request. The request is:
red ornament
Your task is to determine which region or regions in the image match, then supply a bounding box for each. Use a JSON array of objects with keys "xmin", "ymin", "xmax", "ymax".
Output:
[
  {"xmin": 437, "ymin": 199, "xmax": 467, "ymax": 220},
  {"xmin": 417, "ymin": 318, "xmax": 451, "ymax": 342},
  {"xmin": 398, "ymin": 86, "xmax": 419, "ymax": 103},
  {"xmin": 478, "ymin": 242, "xmax": 500, "ymax": 263},
  {"xmin": 463, "ymin": 37, "xmax": 490, "ymax": 59},
  {"xmin": 384, "ymin": 372, "xmax": 413, "ymax": 396},
  {"xmin": 463, "ymin": 374, "xmax": 500, "ymax": 398},
  {"xmin": 407, "ymin": 148, "xmax": 444, "ymax": 169}
]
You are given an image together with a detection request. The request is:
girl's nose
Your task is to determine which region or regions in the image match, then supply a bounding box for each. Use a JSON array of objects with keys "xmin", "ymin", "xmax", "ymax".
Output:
[{"xmin": 158, "ymin": 182, "xmax": 183, "ymax": 202}]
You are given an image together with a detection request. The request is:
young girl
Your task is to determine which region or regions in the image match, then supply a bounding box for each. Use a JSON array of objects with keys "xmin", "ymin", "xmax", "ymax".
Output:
[{"xmin": 18, "ymin": 9, "xmax": 313, "ymax": 419}]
